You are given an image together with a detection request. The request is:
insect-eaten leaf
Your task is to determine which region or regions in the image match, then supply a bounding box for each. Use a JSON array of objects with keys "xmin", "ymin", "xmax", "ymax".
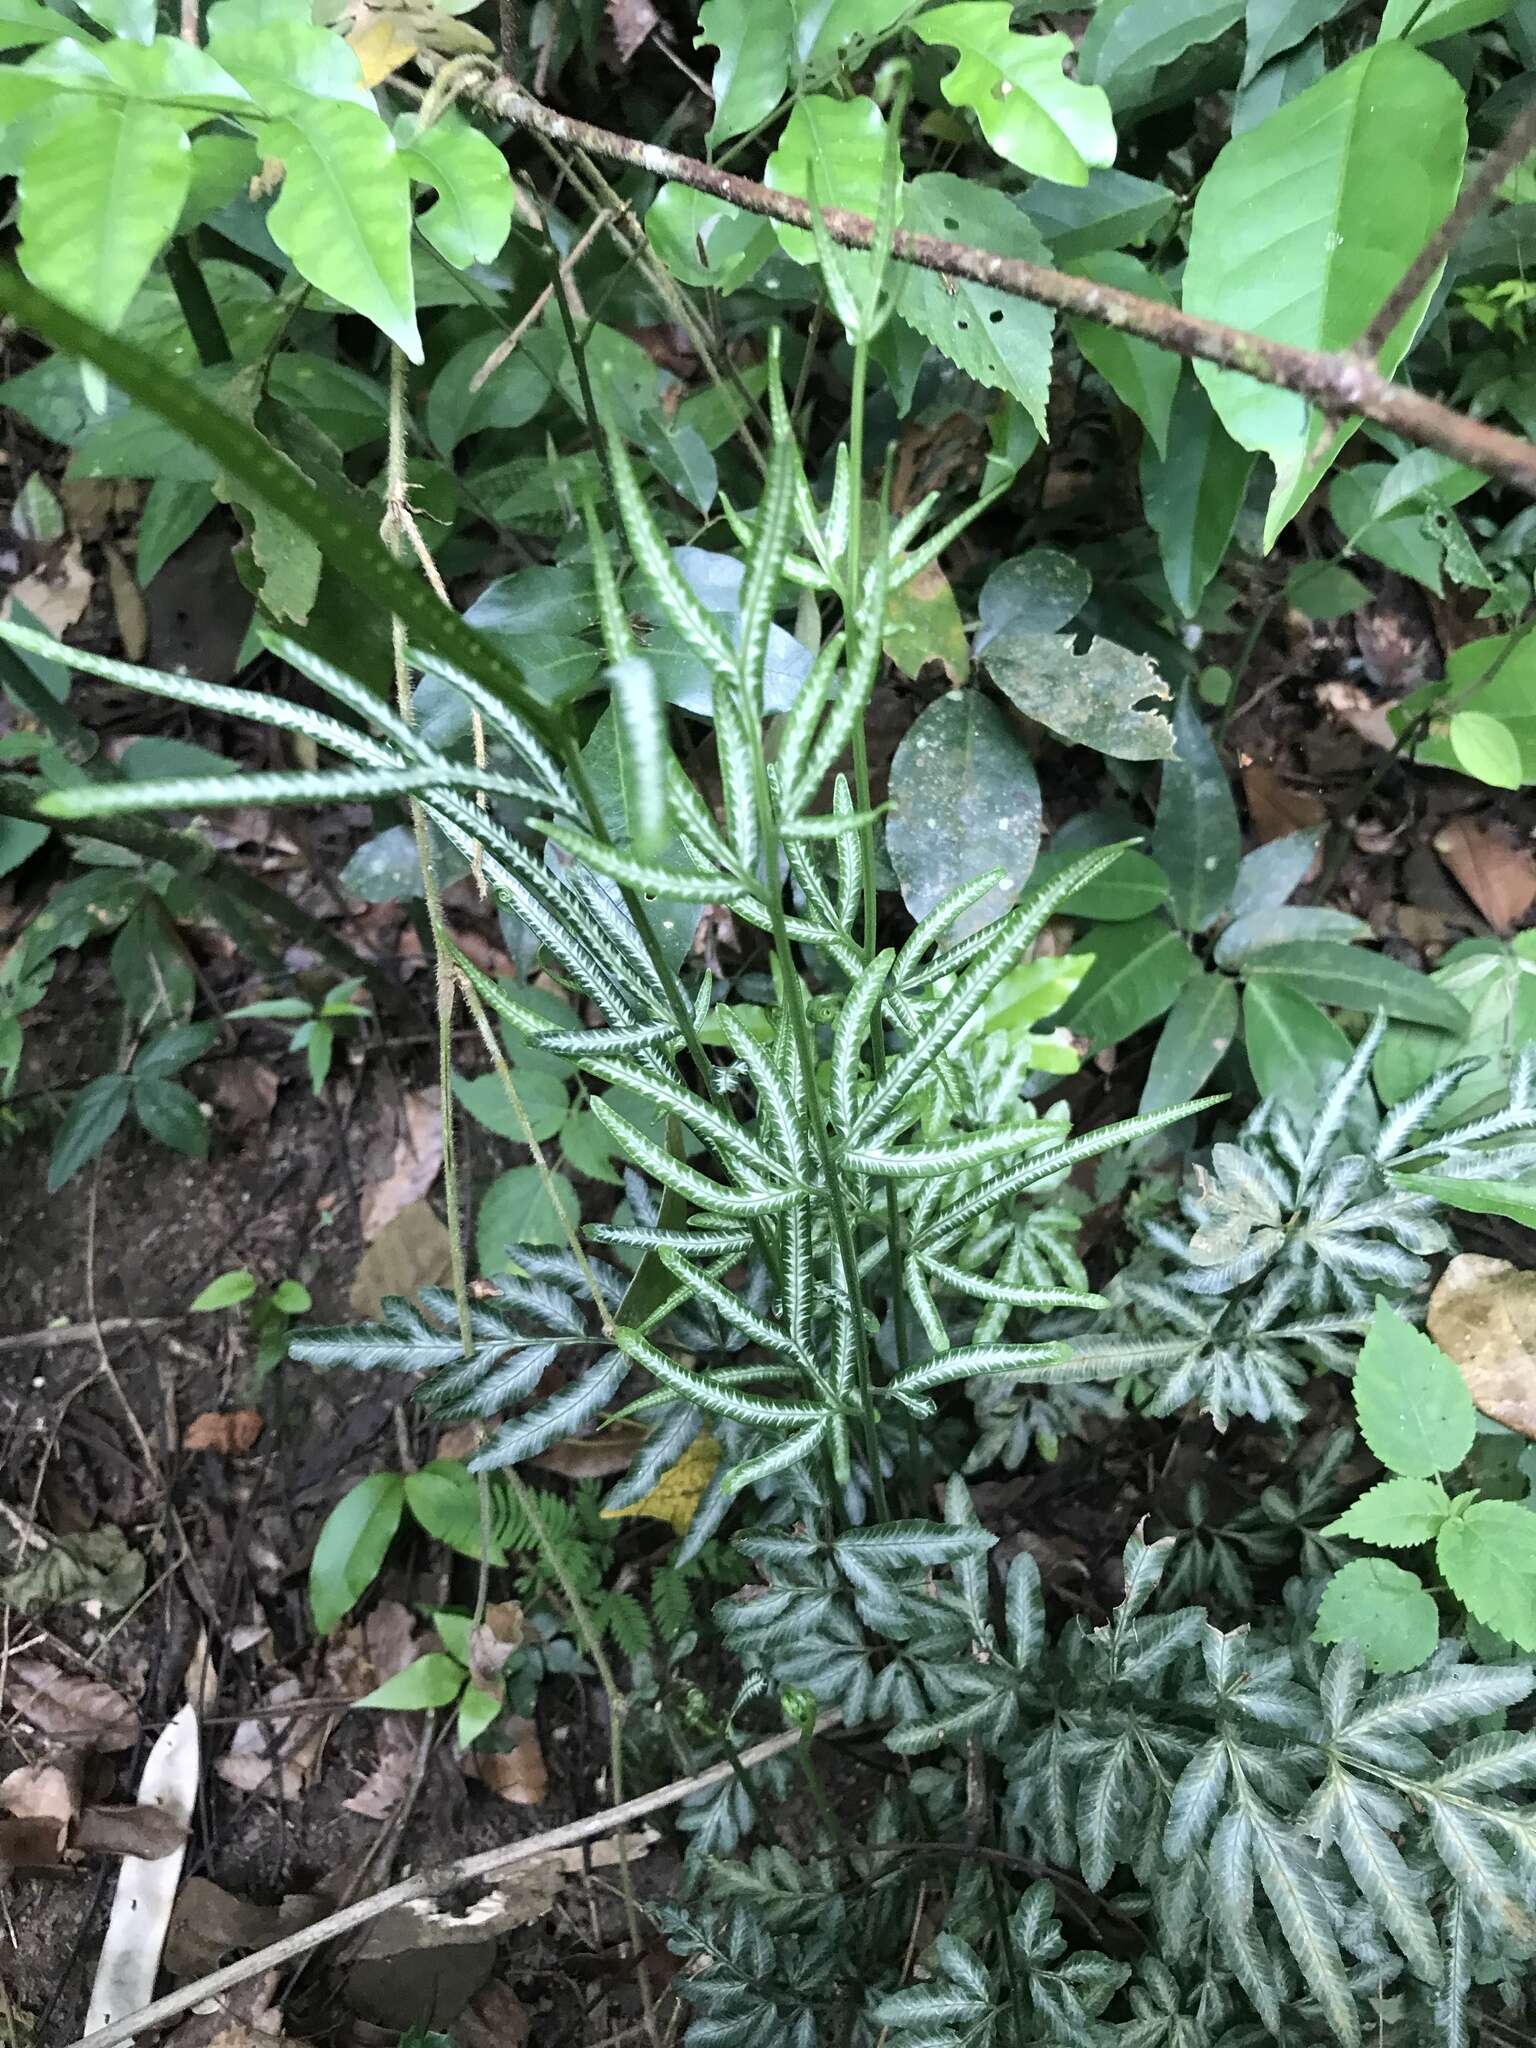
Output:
[{"xmin": 984, "ymin": 633, "xmax": 1173, "ymax": 760}]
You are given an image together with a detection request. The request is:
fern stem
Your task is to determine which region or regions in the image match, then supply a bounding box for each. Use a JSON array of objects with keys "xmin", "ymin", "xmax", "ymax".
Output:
[{"xmin": 503, "ymin": 1469, "xmax": 660, "ymax": 2044}]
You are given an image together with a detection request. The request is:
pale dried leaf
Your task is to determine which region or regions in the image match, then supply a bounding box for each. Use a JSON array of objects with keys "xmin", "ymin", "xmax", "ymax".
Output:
[
  {"xmin": 8, "ymin": 538, "xmax": 92, "ymax": 633},
  {"xmin": 607, "ymin": 0, "xmax": 659, "ymax": 63},
  {"xmin": 0, "ymin": 1759, "xmax": 79, "ymax": 1849},
  {"xmin": 215, "ymin": 1680, "xmax": 323, "ymax": 1800},
  {"xmin": 1433, "ymin": 818, "xmax": 1536, "ymax": 935},
  {"xmin": 1317, "ymin": 680, "xmax": 1396, "ymax": 749},
  {"xmin": 461, "ymin": 1718, "xmax": 545, "ymax": 1806},
  {"xmin": 344, "ymin": 1714, "xmax": 420, "ymax": 1820},
  {"xmin": 350, "ymin": 1198, "xmax": 453, "ymax": 1318},
  {"xmin": 1428, "ymin": 1254, "xmax": 1536, "ymax": 1442},
  {"xmin": 360, "ymin": 1090, "xmax": 445, "ymax": 1241},
  {"xmin": 9, "ymin": 1658, "xmax": 139, "ymax": 1751},
  {"xmin": 183, "ymin": 1409, "xmax": 264, "ymax": 1455},
  {"xmin": 467, "ymin": 1602, "xmax": 524, "ymax": 1687}
]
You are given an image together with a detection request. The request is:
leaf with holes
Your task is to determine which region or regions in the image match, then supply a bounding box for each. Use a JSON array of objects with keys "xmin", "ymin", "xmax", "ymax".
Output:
[
  {"xmin": 985, "ymin": 633, "xmax": 1173, "ymax": 760},
  {"xmin": 897, "ymin": 173, "xmax": 1054, "ymax": 432}
]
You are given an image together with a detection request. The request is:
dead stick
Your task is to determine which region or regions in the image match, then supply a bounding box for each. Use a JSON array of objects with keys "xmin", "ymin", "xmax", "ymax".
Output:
[
  {"xmin": 0, "ymin": 1317, "xmax": 179, "ymax": 1356},
  {"xmin": 469, "ymin": 77, "xmax": 1536, "ymax": 499},
  {"xmin": 66, "ymin": 1718, "xmax": 835, "ymax": 2048}
]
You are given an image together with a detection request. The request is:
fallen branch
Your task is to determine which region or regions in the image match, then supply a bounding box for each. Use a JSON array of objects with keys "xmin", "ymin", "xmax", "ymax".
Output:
[
  {"xmin": 67, "ymin": 1718, "xmax": 835, "ymax": 2048},
  {"xmin": 470, "ymin": 76, "xmax": 1536, "ymax": 499}
]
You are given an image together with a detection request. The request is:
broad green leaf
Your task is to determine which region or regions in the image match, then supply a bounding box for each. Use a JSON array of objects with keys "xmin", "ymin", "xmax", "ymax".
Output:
[
  {"xmin": 1380, "ymin": 0, "xmax": 1508, "ymax": 40},
  {"xmin": 1029, "ymin": 846, "xmax": 1170, "ymax": 921},
  {"xmin": 1437, "ymin": 1500, "xmax": 1536, "ymax": 1650},
  {"xmin": 561, "ymin": 1107, "xmax": 621, "ymax": 1184},
  {"xmin": 646, "ymin": 184, "xmax": 773, "ymax": 292},
  {"xmin": 911, "ymin": 3, "xmax": 1115, "ymax": 184},
  {"xmin": 1184, "ymin": 44, "xmax": 1466, "ymax": 546},
  {"xmin": 404, "ymin": 1460, "xmax": 507, "ymax": 1562},
  {"xmin": 1240, "ymin": 941, "xmax": 1470, "ymax": 1030},
  {"xmin": 257, "ymin": 102, "xmax": 420, "ymax": 359},
  {"xmin": 764, "ymin": 92, "xmax": 896, "ymax": 283},
  {"xmin": 476, "ymin": 1165, "xmax": 580, "ymax": 1271},
  {"xmin": 885, "ymin": 691, "xmax": 1041, "ymax": 942},
  {"xmin": 1080, "ymin": 0, "xmax": 1244, "ymax": 110},
  {"xmin": 1395, "ymin": 631, "xmax": 1536, "ymax": 783},
  {"xmin": 1062, "ymin": 916, "xmax": 1197, "ymax": 1050},
  {"xmin": 1389, "ymin": 1172, "xmax": 1536, "ymax": 1233},
  {"xmin": 1314, "ymin": 1559, "xmax": 1439, "ymax": 1674},
  {"xmin": 395, "ymin": 110, "xmax": 512, "ymax": 269},
  {"xmin": 1353, "ymin": 1300, "xmax": 1476, "ymax": 1480},
  {"xmin": 1067, "ymin": 252, "xmax": 1181, "ymax": 453},
  {"xmin": 18, "ymin": 101, "xmax": 191, "ymax": 332},
  {"xmin": 986, "ymin": 632, "xmax": 1173, "ymax": 760},
  {"xmin": 1016, "ymin": 167, "xmax": 1176, "ymax": 259},
  {"xmin": 1449, "ymin": 710, "xmax": 1524, "ymax": 790},
  {"xmin": 1213, "ymin": 906, "xmax": 1370, "ymax": 967},
  {"xmin": 1323, "ymin": 1476, "xmax": 1453, "ymax": 1548},
  {"xmin": 309, "ymin": 1470, "xmax": 405, "ymax": 1633},
  {"xmin": 898, "ymin": 173, "xmax": 1055, "ymax": 431},
  {"xmin": 696, "ymin": 0, "xmax": 789, "ymax": 143},
  {"xmin": 1230, "ymin": 827, "xmax": 1322, "ymax": 918},
  {"xmin": 424, "ymin": 333, "xmax": 548, "ymax": 457},
  {"xmin": 136, "ymin": 478, "xmax": 215, "ymax": 584},
  {"xmin": 975, "ymin": 550, "xmax": 1091, "ymax": 648},
  {"xmin": 1152, "ymin": 691, "xmax": 1240, "ymax": 932},
  {"xmin": 357, "ymin": 1652, "xmax": 467, "ymax": 1711},
  {"xmin": 204, "ymin": 14, "xmax": 373, "ymax": 115},
  {"xmin": 1241, "ymin": 0, "xmax": 1352, "ymax": 84},
  {"xmin": 1285, "ymin": 560, "xmax": 1369, "ymax": 621},
  {"xmin": 0, "ymin": 816, "xmax": 47, "ymax": 879},
  {"xmin": 0, "ymin": 0, "xmax": 73, "ymax": 50},
  {"xmin": 134, "ymin": 1077, "xmax": 208, "ymax": 1157},
  {"xmin": 452, "ymin": 1068, "xmax": 568, "ymax": 1144},
  {"xmin": 1139, "ymin": 972, "xmax": 1239, "ymax": 1115},
  {"xmin": 1140, "ymin": 374, "xmax": 1254, "ymax": 618},
  {"xmin": 47, "ymin": 1074, "xmax": 132, "ymax": 1192},
  {"xmin": 1374, "ymin": 939, "xmax": 1536, "ymax": 1126}
]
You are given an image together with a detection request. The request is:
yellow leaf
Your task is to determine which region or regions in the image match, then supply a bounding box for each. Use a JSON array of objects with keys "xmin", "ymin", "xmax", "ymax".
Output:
[
  {"xmin": 601, "ymin": 1434, "xmax": 719, "ymax": 1536},
  {"xmin": 346, "ymin": 14, "xmax": 419, "ymax": 85}
]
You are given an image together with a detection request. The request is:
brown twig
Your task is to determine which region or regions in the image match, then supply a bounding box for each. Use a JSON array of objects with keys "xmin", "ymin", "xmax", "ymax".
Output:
[
  {"xmin": 0, "ymin": 1316, "xmax": 179, "ymax": 1355},
  {"xmin": 66, "ymin": 1719, "xmax": 835, "ymax": 2048},
  {"xmin": 460, "ymin": 78, "xmax": 1536, "ymax": 498},
  {"xmin": 1357, "ymin": 99, "xmax": 1536, "ymax": 362}
]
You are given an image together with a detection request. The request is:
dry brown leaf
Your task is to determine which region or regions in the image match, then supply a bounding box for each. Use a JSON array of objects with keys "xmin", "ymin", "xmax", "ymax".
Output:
[
  {"xmin": 1428, "ymin": 1254, "xmax": 1536, "ymax": 1441},
  {"xmin": 530, "ymin": 1421, "xmax": 648, "ymax": 1479},
  {"xmin": 1316, "ymin": 681, "xmax": 1397, "ymax": 750},
  {"xmin": 164, "ymin": 1880, "xmax": 285, "ymax": 1979},
  {"xmin": 1433, "ymin": 818, "xmax": 1536, "ymax": 935},
  {"xmin": 461, "ymin": 1717, "xmax": 545, "ymax": 1806},
  {"xmin": 1239, "ymin": 759, "xmax": 1327, "ymax": 842},
  {"xmin": 183, "ymin": 1409, "xmax": 264, "ymax": 1455},
  {"xmin": 466, "ymin": 1602, "xmax": 523, "ymax": 1688},
  {"xmin": 344, "ymin": 1714, "xmax": 419, "ymax": 1820},
  {"xmin": 215, "ymin": 1679, "xmax": 323, "ymax": 1800},
  {"xmin": 350, "ymin": 1197, "xmax": 452, "ymax": 1318},
  {"xmin": 104, "ymin": 541, "xmax": 149, "ymax": 661},
  {"xmin": 607, "ymin": 0, "xmax": 659, "ymax": 62},
  {"xmin": 361, "ymin": 1089, "xmax": 445, "ymax": 1240},
  {"xmin": 209, "ymin": 1059, "xmax": 279, "ymax": 1131},
  {"xmin": 0, "ymin": 1759, "xmax": 80, "ymax": 1853},
  {"xmin": 0, "ymin": 1815, "xmax": 66, "ymax": 1872},
  {"xmin": 455, "ymin": 1980, "xmax": 532, "ymax": 2048},
  {"xmin": 8, "ymin": 538, "xmax": 92, "ymax": 634},
  {"xmin": 73, "ymin": 1803, "xmax": 187, "ymax": 1860},
  {"xmin": 9, "ymin": 1658, "xmax": 139, "ymax": 1751}
]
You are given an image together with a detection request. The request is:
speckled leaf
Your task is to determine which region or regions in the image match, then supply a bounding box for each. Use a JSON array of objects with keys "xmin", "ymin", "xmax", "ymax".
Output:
[
  {"xmin": 985, "ymin": 633, "xmax": 1173, "ymax": 760},
  {"xmin": 898, "ymin": 173, "xmax": 1054, "ymax": 431},
  {"xmin": 886, "ymin": 692, "xmax": 1041, "ymax": 941},
  {"xmin": 975, "ymin": 550, "xmax": 1091, "ymax": 650}
]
